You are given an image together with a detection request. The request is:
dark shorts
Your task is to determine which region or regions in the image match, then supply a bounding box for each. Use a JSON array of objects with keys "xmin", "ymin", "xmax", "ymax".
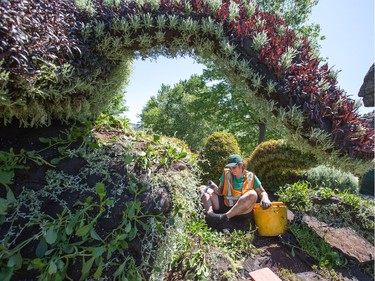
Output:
[
  {"xmin": 215, "ymin": 195, "xmax": 256, "ymax": 221},
  {"xmin": 215, "ymin": 195, "xmax": 232, "ymax": 214}
]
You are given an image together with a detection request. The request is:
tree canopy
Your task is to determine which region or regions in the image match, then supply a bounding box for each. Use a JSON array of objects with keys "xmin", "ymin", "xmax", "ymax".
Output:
[{"xmin": 140, "ymin": 67, "xmax": 285, "ymax": 154}]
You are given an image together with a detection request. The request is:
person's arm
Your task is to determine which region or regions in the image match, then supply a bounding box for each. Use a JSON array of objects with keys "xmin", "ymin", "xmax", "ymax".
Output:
[
  {"xmin": 255, "ymin": 185, "xmax": 271, "ymax": 209},
  {"xmin": 216, "ymin": 182, "xmax": 224, "ymax": 195}
]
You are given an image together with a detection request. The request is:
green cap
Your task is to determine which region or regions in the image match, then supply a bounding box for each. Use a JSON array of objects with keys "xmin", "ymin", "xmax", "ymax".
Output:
[{"xmin": 225, "ymin": 154, "xmax": 243, "ymax": 167}]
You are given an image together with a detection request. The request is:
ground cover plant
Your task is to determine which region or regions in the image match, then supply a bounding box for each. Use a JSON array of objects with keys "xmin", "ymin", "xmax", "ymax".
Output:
[
  {"xmin": 277, "ymin": 180, "xmax": 375, "ymax": 278},
  {"xmin": 0, "ymin": 117, "xmax": 204, "ymax": 280},
  {"xmin": 1, "ymin": 120, "xmax": 374, "ymax": 280}
]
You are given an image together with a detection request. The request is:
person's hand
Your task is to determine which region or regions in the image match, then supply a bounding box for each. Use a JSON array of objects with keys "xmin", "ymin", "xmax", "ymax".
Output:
[
  {"xmin": 207, "ymin": 180, "xmax": 219, "ymax": 194},
  {"xmin": 260, "ymin": 193, "xmax": 271, "ymax": 209}
]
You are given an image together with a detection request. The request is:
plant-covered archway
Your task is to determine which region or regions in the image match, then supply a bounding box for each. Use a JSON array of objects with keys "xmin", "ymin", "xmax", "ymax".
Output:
[{"xmin": 1, "ymin": 0, "xmax": 373, "ymax": 173}]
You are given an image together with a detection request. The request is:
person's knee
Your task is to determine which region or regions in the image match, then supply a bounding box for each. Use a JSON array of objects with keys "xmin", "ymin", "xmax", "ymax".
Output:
[
  {"xmin": 244, "ymin": 190, "xmax": 257, "ymax": 202},
  {"xmin": 200, "ymin": 185, "xmax": 213, "ymax": 201}
]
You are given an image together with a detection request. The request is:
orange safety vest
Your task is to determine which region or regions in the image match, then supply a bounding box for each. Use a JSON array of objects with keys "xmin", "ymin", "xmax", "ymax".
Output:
[{"xmin": 222, "ymin": 169, "xmax": 255, "ymax": 207}]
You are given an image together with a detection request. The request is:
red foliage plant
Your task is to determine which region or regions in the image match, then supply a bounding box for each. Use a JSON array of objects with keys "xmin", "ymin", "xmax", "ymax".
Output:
[
  {"xmin": 1, "ymin": 0, "xmax": 373, "ymax": 160},
  {"xmin": 214, "ymin": 1, "xmax": 373, "ymax": 160}
]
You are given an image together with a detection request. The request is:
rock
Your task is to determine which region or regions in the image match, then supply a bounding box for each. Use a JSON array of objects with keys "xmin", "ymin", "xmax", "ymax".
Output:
[
  {"xmin": 358, "ymin": 63, "xmax": 374, "ymax": 107},
  {"xmin": 302, "ymin": 215, "xmax": 375, "ymax": 264}
]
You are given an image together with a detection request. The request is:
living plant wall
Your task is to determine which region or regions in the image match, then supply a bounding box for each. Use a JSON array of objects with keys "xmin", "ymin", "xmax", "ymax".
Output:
[{"xmin": 0, "ymin": 0, "xmax": 373, "ymax": 174}]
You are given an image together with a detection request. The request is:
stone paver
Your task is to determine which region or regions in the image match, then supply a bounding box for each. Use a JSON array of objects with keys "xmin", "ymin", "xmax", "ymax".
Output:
[{"xmin": 249, "ymin": 267, "xmax": 282, "ymax": 281}]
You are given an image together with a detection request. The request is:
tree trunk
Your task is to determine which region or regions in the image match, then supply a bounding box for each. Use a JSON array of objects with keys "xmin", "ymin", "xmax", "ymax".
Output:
[{"xmin": 258, "ymin": 122, "xmax": 266, "ymax": 144}]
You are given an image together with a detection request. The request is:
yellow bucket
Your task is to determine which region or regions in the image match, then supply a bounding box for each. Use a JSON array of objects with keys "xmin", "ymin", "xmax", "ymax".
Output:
[{"xmin": 253, "ymin": 202, "xmax": 287, "ymax": 236}]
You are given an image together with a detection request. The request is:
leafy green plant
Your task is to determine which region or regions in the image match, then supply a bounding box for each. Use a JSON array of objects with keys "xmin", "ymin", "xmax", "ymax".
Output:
[
  {"xmin": 169, "ymin": 212, "xmax": 257, "ymax": 280},
  {"xmin": 0, "ymin": 122, "xmax": 100, "ymax": 189},
  {"xmin": 288, "ymin": 223, "xmax": 346, "ymax": 268},
  {"xmin": 132, "ymin": 134, "xmax": 191, "ymax": 174},
  {"xmin": 276, "ymin": 181, "xmax": 313, "ymax": 211},
  {"xmin": 0, "ymin": 148, "xmax": 52, "ymax": 187},
  {"xmin": 0, "ymin": 176, "xmax": 168, "ymax": 280},
  {"xmin": 277, "ymin": 180, "xmax": 375, "ymax": 243}
]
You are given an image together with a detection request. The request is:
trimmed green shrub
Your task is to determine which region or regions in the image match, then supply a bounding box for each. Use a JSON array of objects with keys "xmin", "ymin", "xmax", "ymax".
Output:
[
  {"xmin": 359, "ymin": 168, "xmax": 374, "ymax": 196},
  {"xmin": 200, "ymin": 131, "xmax": 240, "ymax": 184},
  {"xmin": 246, "ymin": 140, "xmax": 317, "ymax": 191},
  {"xmin": 303, "ymin": 165, "xmax": 359, "ymax": 193}
]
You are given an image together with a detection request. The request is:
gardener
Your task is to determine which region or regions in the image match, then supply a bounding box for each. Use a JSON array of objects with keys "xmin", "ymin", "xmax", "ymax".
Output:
[{"xmin": 201, "ymin": 154, "xmax": 272, "ymax": 223}]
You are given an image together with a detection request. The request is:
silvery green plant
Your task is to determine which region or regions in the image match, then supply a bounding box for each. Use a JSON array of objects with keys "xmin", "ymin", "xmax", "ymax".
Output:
[
  {"xmin": 317, "ymin": 77, "xmax": 331, "ymax": 92},
  {"xmin": 136, "ymin": 0, "xmax": 147, "ymax": 10},
  {"xmin": 252, "ymin": 31, "xmax": 268, "ymax": 51},
  {"xmin": 255, "ymin": 15, "xmax": 266, "ymax": 30},
  {"xmin": 184, "ymin": 1, "xmax": 193, "ymax": 15},
  {"xmin": 142, "ymin": 13, "xmax": 153, "ymax": 28},
  {"xmin": 288, "ymin": 105, "xmax": 305, "ymax": 127},
  {"xmin": 228, "ymin": 53, "xmax": 241, "ymax": 71},
  {"xmin": 213, "ymin": 24, "xmax": 224, "ymax": 38},
  {"xmin": 105, "ymin": 37, "xmax": 123, "ymax": 59},
  {"xmin": 276, "ymin": 24, "xmax": 287, "ymax": 37},
  {"xmin": 244, "ymin": 0, "xmax": 256, "ymax": 18},
  {"xmin": 80, "ymin": 23, "xmax": 93, "ymax": 40},
  {"xmin": 103, "ymin": 0, "xmax": 120, "ymax": 8},
  {"xmin": 181, "ymin": 31, "xmax": 192, "ymax": 44},
  {"xmin": 180, "ymin": 18, "xmax": 198, "ymax": 33},
  {"xmin": 157, "ymin": 15, "xmax": 167, "ymax": 29},
  {"xmin": 94, "ymin": 21, "xmax": 105, "ymax": 38},
  {"xmin": 219, "ymin": 40, "xmax": 235, "ymax": 58},
  {"xmin": 130, "ymin": 15, "xmax": 142, "ymax": 30},
  {"xmin": 274, "ymin": 105, "xmax": 304, "ymax": 135},
  {"xmin": 201, "ymin": 17, "xmax": 217, "ymax": 34},
  {"xmin": 238, "ymin": 59, "xmax": 250, "ymax": 76},
  {"xmin": 137, "ymin": 33, "xmax": 153, "ymax": 49},
  {"xmin": 207, "ymin": 0, "xmax": 222, "ymax": 14},
  {"xmin": 168, "ymin": 15, "xmax": 179, "ymax": 29},
  {"xmin": 309, "ymin": 128, "xmax": 334, "ymax": 149},
  {"xmin": 122, "ymin": 32, "xmax": 134, "ymax": 47},
  {"xmin": 328, "ymin": 69, "xmax": 340, "ymax": 80},
  {"xmin": 228, "ymin": 1, "xmax": 240, "ymax": 21},
  {"xmin": 147, "ymin": 0, "xmax": 160, "ymax": 11},
  {"xmin": 201, "ymin": 40, "xmax": 214, "ymax": 54},
  {"xmin": 74, "ymin": 0, "xmax": 95, "ymax": 15},
  {"xmin": 266, "ymin": 80, "xmax": 277, "ymax": 95},
  {"xmin": 238, "ymin": 63, "xmax": 256, "ymax": 82},
  {"xmin": 194, "ymin": 38, "xmax": 213, "ymax": 57},
  {"xmin": 280, "ymin": 47, "xmax": 297, "ymax": 70},
  {"xmin": 251, "ymin": 72, "xmax": 263, "ymax": 90},
  {"xmin": 293, "ymin": 32, "xmax": 305, "ymax": 49},
  {"xmin": 154, "ymin": 31, "xmax": 165, "ymax": 43},
  {"xmin": 112, "ymin": 18, "xmax": 130, "ymax": 33}
]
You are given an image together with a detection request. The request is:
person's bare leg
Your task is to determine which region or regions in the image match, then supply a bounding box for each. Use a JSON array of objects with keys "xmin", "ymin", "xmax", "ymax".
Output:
[
  {"xmin": 225, "ymin": 190, "xmax": 257, "ymax": 219},
  {"xmin": 200, "ymin": 186, "xmax": 220, "ymax": 213}
]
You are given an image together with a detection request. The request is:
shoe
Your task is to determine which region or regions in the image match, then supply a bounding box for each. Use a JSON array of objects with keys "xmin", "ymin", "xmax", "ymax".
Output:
[
  {"xmin": 205, "ymin": 212, "xmax": 229, "ymax": 229},
  {"xmin": 206, "ymin": 212, "xmax": 228, "ymax": 223}
]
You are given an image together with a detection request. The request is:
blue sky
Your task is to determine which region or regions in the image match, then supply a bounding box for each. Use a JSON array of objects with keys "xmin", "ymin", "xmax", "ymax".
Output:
[{"xmin": 124, "ymin": 0, "xmax": 374, "ymax": 123}]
